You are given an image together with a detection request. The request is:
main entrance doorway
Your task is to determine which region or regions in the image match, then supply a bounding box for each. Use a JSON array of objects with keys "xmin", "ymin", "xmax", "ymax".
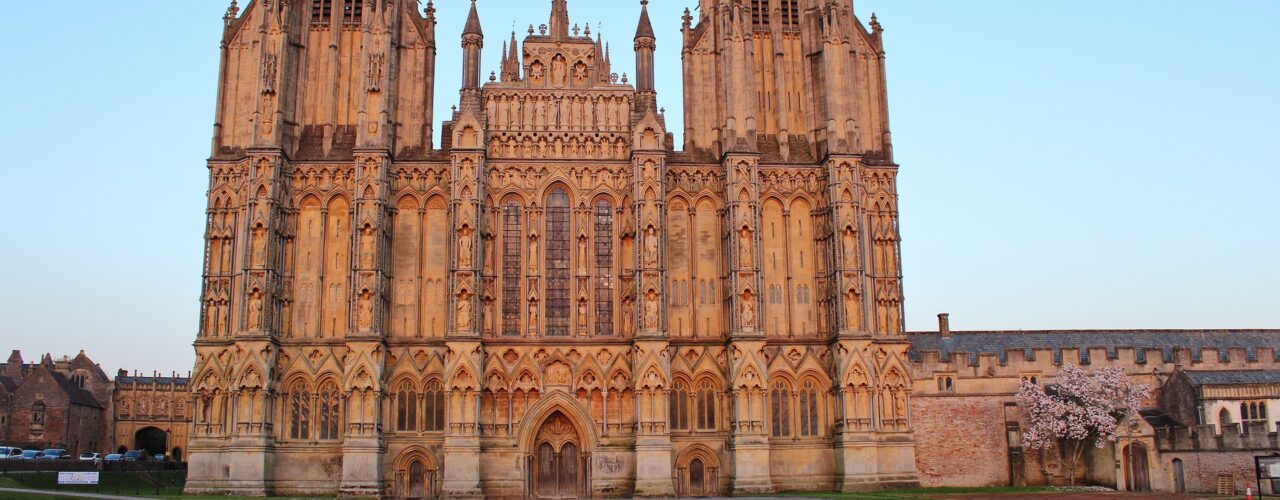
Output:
[{"xmin": 529, "ymin": 412, "xmax": 584, "ymax": 499}]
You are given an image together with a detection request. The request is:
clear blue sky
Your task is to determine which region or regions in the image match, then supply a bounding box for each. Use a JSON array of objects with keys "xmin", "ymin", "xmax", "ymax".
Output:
[{"xmin": 0, "ymin": 1, "xmax": 1276, "ymax": 377}]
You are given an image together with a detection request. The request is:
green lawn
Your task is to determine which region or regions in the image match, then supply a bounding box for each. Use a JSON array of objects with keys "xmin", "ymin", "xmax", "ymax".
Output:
[{"xmin": 777, "ymin": 486, "xmax": 1110, "ymax": 499}]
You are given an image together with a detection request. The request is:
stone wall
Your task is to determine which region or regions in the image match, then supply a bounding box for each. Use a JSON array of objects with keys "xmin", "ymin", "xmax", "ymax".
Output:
[{"xmin": 910, "ymin": 395, "xmax": 1009, "ymax": 487}]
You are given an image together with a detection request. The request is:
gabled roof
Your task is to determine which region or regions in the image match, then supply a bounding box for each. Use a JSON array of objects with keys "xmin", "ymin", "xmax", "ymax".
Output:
[
  {"xmin": 634, "ymin": 1, "xmax": 654, "ymax": 40},
  {"xmin": 463, "ymin": 0, "xmax": 483, "ymax": 36},
  {"xmin": 1183, "ymin": 370, "xmax": 1280, "ymax": 387},
  {"xmin": 48, "ymin": 370, "xmax": 102, "ymax": 409}
]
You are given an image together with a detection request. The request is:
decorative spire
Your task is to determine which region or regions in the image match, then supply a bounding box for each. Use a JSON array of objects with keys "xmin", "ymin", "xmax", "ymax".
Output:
[
  {"xmin": 870, "ymin": 12, "xmax": 882, "ymax": 34},
  {"xmin": 223, "ymin": 0, "xmax": 239, "ymax": 24},
  {"xmin": 424, "ymin": 0, "xmax": 436, "ymax": 23},
  {"xmin": 634, "ymin": 0, "xmax": 655, "ymax": 41},
  {"xmin": 681, "ymin": 7, "xmax": 692, "ymax": 31},
  {"xmin": 463, "ymin": 0, "xmax": 483, "ymax": 36},
  {"xmin": 549, "ymin": 0, "xmax": 570, "ymax": 39}
]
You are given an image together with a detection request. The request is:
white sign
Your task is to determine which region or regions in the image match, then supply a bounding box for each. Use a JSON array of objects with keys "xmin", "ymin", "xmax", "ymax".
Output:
[
  {"xmin": 1269, "ymin": 462, "xmax": 1280, "ymax": 478},
  {"xmin": 57, "ymin": 471, "xmax": 99, "ymax": 485}
]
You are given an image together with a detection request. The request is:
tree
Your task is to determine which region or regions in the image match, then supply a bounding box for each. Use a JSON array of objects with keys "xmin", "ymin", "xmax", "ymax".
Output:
[{"xmin": 1015, "ymin": 365, "xmax": 1150, "ymax": 485}]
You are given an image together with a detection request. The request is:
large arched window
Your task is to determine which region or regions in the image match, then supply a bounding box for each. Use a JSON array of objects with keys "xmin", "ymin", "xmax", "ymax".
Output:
[
  {"xmin": 593, "ymin": 200, "xmax": 614, "ymax": 336},
  {"xmin": 545, "ymin": 189, "xmax": 571, "ymax": 336},
  {"xmin": 770, "ymin": 381, "xmax": 790, "ymax": 437},
  {"xmin": 669, "ymin": 380, "xmax": 690, "ymax": 431},
  {"xmin": 798, "ymin": 379, "xmax": 820, "ymax": 437},
  {"xmin": 289, "ymin": 381, "xmax": 311, "ymax": 439},
  {"xmin": 502, "ymin": 201, "xmax": 523, "ymax": 336},
  {"xmin": 423, "ymin": 381, "xmax": 445, "ymax": 431},
  {"xmin": 696, "ymin": 380, "xmax": 717, "ymax": 431},
  {"xmin": 396, "ymin": 381, "xmax": 418, "ymax": 431},
  {"xmin": 317, "ymin": 380, "xmax": 341, "ymax": 440}
]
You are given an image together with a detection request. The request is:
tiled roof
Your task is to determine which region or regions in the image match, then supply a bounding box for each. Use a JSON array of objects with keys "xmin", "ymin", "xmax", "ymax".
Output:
[
  {"xmin": 1183, "ymin": 370, "xmax": 1280, "ymax": 386},
  {"xmin": 906, "ymin": 329, "xmax": 1280, "ymax": 365},
  {"xmin": 49, "ymin": 371, "xmax": 101, "ymax": 409}
]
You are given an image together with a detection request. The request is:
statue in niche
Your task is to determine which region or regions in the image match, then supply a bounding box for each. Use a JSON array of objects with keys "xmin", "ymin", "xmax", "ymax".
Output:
[
  {"xmin": 621, "ymin": 299, "xmax": 633, "ymax": 335},
  {"xmin": 643, "ymin": 226, "xmax": 658, "ymax": 267},
  {"xmin": 530, "ymin": 62, "xmax": 545, "ymax": 83},
  {"xmin": 484, "ymin": 238, "xmax": 495, "ymax": 274},
  {"xmin": 845, "ymin": 289, "xmax": 860, "ymax": 330},
  {"xmin": 738, "ymin": 226, "xmax": 753, "ymax": 265},
  {"xmin": 158, "ymin": 399, "xmax": 169, "ymax": 416},
  {"xmin": 534, "ymin": 98, "xmax": 546, "ymax": 129},
  {"xmin": 551, "ymin": 55, "xmax": 567, "ymax": 87},
  {"xmin": 842, "ymin": 227, "xmax": 857, "ymax": 268},
  {"xmin": 483, "ymin": 300, "xmax": 494, "ymax": 334},
  {"xmin": 220, "ymin": 240, "xmax": 233, "ymax": 273},
  {"xmin": 572, "ymin": 62, "xmax": 588, "ymax": 84},
  {"xmin": 577, "ymin": 236, "xmax": 588, "ymax": 273},
  {"xmin": 358, "ymin": 291, "xmax": 373, "ymax": 331},
  {"xmin": 205, "ymin": 303, "xmax": 218, "ymax": 336},
  {"xmin": 248, "ymin": 292, "xmax": 263, "ymax": 330},
  {"xmin": 360, "ymin": 226, "xmax": 375, "ymax": 268},
  {"xmin": 458, "ymin": 227, "xmax": 473, "ymax": 267},
  {"xmin": 643, "ymin": 291, "xmax": 659, "ymax": 330},
  {"xmin": 740, "ymin": 293, "xmax": 756, "ymax": 329},
  {"xmin": 251, "ymin": 226, "xmax": 266, "ymax": 266},
  {"xmin": 217, "ymin": 302, "xmax": 229, "ymax": 336},
  {"xmin": 456, "ymin": 295, "xmax": 471, "ymax": 330},
  {"xmin": 577, "ymin": 300, "xmax": 588, "ymax": 331},
  {"xmin": 528, "ymin": 236, "xmax": 539, "ymax": 272},
  {"xmin": 528, "ymin": 300, "xmax": 539, "ymax": 332}
]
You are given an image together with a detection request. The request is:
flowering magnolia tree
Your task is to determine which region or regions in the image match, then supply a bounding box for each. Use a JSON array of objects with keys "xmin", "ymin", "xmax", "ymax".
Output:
[{"xmin": 1015, "ymin": 364, "xmax": 1150, "ymax": 485}]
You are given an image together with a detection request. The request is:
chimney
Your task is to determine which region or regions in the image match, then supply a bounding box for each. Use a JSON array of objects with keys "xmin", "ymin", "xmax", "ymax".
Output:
[{"xmin": 938, "ymin": 313, "xmax": 951, "ymax": 337}]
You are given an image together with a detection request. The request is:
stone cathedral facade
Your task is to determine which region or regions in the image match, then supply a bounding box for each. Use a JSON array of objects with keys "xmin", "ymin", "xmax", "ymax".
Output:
[{"xmin": 188, "ymin": 0, "xmax": 914, "ymax": 497}]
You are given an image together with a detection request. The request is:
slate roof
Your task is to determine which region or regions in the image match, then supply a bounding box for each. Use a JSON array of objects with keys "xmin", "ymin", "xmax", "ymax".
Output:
[
  {"xmin": 47, "ymin": 371, "xmax": 102, "ymax": 409},
  {"xmin": 1183, "ymin": 370, "xmax": 1280, "ymax": 386},
  {"xmin": 116, "ymin": 376, "xmax": 189, "ymax": 386},
  {"xmin": 906, "ymin": 329, "xmax": 1280, "ymax": 365}
]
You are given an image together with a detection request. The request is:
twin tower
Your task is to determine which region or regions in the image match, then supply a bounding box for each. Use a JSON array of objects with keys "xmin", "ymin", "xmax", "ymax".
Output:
[{"xmin": 189, "ymin": 0, "xmax": 912, "ymax": 497}]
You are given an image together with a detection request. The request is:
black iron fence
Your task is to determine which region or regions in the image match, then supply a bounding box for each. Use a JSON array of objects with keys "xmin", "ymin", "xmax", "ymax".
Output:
[{"xmin": 0, "ymin": 461, "xmax": 187, "ymax": 496}]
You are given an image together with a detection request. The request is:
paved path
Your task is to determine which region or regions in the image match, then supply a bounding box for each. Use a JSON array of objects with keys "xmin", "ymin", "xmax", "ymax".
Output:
[{"xmin": 0, "ymin": 487, "xmax": 155, "ymax": 500}]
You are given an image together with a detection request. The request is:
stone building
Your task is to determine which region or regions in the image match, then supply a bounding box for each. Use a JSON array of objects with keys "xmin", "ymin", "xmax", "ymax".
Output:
[
  {"xmin": 111, "ymin": 370, "xmax": 191, "ymax": 459},
  {"xmin": 188, "ymin": 0, "xmax": 912, "ymax": 497},
  {"xmin": 0, "ymin": 350, "xmax": 111, "ymax": 456}
]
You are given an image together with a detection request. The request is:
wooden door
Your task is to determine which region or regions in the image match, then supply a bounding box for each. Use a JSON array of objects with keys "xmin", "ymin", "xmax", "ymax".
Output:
[{"xmin": 689, "ymin": 458, "xmax": 705, "ymax": 496}]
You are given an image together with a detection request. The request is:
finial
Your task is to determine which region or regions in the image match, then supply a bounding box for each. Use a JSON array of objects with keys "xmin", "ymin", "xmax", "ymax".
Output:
[
  {"xmin": 870, "ymin": 12, "xmax": 882, "ymax": 33},
  {"xmin": 584, "ymin": 23, "xmax": 591, "ymax": 37},
  {"xmin": 490, "ymin": 71, "xmax": 497, "ymax": 82},
  {"xmin": 682, "ymin": 7, "xmax": 692, "ymax": 29},
  {"xmin": 621, "ymin": 72, "xmax": 628, "ymax": 84},
  {"xmin": 224, "ymin": 0, "xmax": 239, "ymax": 22},
  {"xmin": 538, "ymin": 23, "xmax": 547, "ymax": 35},
  {"xmin": 572, "ymin": 23, "xmax": 580, "ymax": 37},
  {"xmin": 660, "ymin": 107, "xmax": 665, "ymax": 114},
  {"xmin": 529, "ymin": 23, "xmax": 535, "ymax": 35}
]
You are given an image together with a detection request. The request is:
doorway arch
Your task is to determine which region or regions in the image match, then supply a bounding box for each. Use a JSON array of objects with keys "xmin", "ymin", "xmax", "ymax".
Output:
[
  {"xmin": 392, "ymin": 447, "xmax": 438, "ymax": 499},
  {"xmin": 675, "ymin": 444, "xmax": 721, "ymax": 496},
  {"xmin": 1123, "ymin": 443, "xmax": 1151, "ymax": 492},
  {"xmin": 522, "ymin": 407, "xmax": 593, "ymax": 499},
  {"xmin": 134, "ymin": 427, "xmax": 167, "ymax": 456}
]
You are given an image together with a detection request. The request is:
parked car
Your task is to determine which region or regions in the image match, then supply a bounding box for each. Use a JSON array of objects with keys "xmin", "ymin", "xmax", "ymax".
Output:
[
  {"xmin": 153, "ymin": 454, "xmax": 166, "ymax": 461},
  {"xmin": 79, "ymin": 452, "xmax": 101, "ymax": 461},
  {"xmin": 121, "ymin": 450, "xmax": 146, "ymax": 461},
  {"xmin": 103, "ymin": 453, "xmax": 123, "ymax": 462},
  {"xmin": 19, "ymin": 450, "xmax": 45, "ymax": 460},
  {"xmin": 0, "ymin": 446, "xmax": 23, "ymax": 459},
  {"xmin": 40, "ymin": 449, "xmax": 69, "ymax": 459}
]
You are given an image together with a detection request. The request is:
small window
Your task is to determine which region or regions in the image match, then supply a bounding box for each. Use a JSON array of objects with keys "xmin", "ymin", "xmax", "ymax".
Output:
[
  {"xmin": 936, "ymin": 375, "xmax": 955, "ymax": 393},
  {"xmin": 1020, "ymin": 374, "xmax": 1039, "ymax": 386}
]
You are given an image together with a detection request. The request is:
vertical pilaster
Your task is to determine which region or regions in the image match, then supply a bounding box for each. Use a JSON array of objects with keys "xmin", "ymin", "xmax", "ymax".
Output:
[
  {"xmin": 631, "ymin": 148, "xmax": 675, "ymax": 497},
  {"xmin": 723, "ymin": 152, "xmax": 771, "ymax": 494}
]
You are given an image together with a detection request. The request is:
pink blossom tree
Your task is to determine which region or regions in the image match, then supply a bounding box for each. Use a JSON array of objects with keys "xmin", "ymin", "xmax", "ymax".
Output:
[{"xmin": 1015, "ymin": 364, "xmax": 1150, "ymax": 485}]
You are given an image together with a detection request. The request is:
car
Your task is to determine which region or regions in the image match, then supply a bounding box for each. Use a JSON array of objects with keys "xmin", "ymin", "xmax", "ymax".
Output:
[
  {"xmin": 122, "ymin": 450, "xmax": 146, "ymax": 461},
  {"xmin": 103, "ymin": 454, "xmax": 123, "ymax": 462},
  {"xmin": 41, "ymin": 449, "xmax": 69, "ymax": 459},
  {"xmin": 79, "ymin": 452, "xmax": 101, "ymax": 461},
  {"xmin": 0, "ymin": 447, "xmax": 23, "ymax": 459},
  {"xmin": 153, "ymin": 454, "xmax": 166, "ymax": 461},
  {"xmin": 19, "ymin": 450, "xmax": 45, "ymax": 460}
]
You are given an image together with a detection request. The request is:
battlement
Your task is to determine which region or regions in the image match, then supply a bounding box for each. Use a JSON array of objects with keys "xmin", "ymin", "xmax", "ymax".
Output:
[
  {"xmin": 908, "ymin": 330, "xmax": 1280, "ymax": 375},
  {"xmin": 1154, "ymin": 422, "xmax": 1280, "ymax": 452}
]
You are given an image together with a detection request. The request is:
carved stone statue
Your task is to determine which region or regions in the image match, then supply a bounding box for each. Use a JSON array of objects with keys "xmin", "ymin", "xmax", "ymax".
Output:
[
  {"xmin": 577, "ymin": 300, "xmax": 588, "ymax": 330},
  {"xmin": 643, "ymin": 227, "xmax": 658, "ymax": 267},
  {"xmin": 577, "ymin": 236, "xmax": 588, "ymax": 273},
  {"xmin": 456, "ymin": 296, "xmax": 471, "ymax": 330},
  {"xmin": 360, "ymin": 227, "xmax": 375, "ymax": 268},
  {"xmin": 740, "ymin": 295, "xmax": 756, "ymax": 329},
  {"xmin": 845, "ymin": 289, "xmax": 860, "ymax": 330},
  {"xmin": 842, "ymin": 228, "xmax": 857, "ymax": 268},
  {"xmin": 528, "ymin": 236, "xmax": 539, "ymax": 272},
  {"xmin": 251, "ymin": 226, "xmax": 266, "ymax": 266},
  {"xmin": 247, "ymin": 292, "xmax": 263, "ymax": 330},
  {"xmin": 528, "ymin": 300, "xmax": 539, "ymax": 332},
  {"xmin": 644, "ymin": 292, "xmax": 659, "ymax": 330},
  {"xmin": 738, "ymin": 226, "xmax": 752, "ymax": 265},
  {"xmin": 358, "ymin": 292, "xmax": 373, "ymax": 331},
  {"xmin": 458, "ymin": 228, "xmax": 473, "ymax": 267}
]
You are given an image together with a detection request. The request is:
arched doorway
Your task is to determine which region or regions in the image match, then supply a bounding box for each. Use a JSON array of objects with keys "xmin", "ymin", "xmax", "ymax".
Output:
[
  {"xmin": 529, "ymin": 411, "xmax": 584, "ymax": 499},
  {"xmin": 392, "ymin": 448, "xmax": 438, "ymax": 499},
  {"xmin": 134, "ymin": 427, "xmax": 167, "ymax": 456},
  {"xmin": 1123, "ymin": 443, "xmax": 1151, "ymax": 492},
  {"xmin": 1172, "ymin": 458, "xmax": 1185, "ymax": 493},
  {"xmin": 675, "ymin": 445, "xmax": 721, "ymax": 496}
]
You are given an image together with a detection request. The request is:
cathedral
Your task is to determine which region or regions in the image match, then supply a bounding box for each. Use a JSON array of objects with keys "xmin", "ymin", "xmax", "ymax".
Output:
[{"xmin": 188, "ymin": 0, "xmax": 915, "ymax": 496}]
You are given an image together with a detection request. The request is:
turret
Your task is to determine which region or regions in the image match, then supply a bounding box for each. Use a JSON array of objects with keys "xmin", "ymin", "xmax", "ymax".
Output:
[
  {"xmin": 501, "ymin": 29, "xmax": 521, "ymax": 82},
  {"xmin": 461, "ymin": 0, "xmax": 484, "ymax": 89},
  {"xmin": 634, "ymin": 0, "xmax": 656, "ymax": 107},
  {"xmin": 549, "ymin": 0, "xmax": 570, "ymax": 40}
]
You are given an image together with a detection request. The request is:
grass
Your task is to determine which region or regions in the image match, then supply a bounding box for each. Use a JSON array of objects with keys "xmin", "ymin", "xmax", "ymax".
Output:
[{"xmin": 776, "ymin": 485, "xmax": 1103, "ymax": 499}]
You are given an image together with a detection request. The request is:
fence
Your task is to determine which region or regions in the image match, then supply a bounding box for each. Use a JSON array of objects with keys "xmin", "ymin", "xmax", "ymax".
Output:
[{"xmin": 0, "ymin": 462, "xmax": 187, "ymax": 496}]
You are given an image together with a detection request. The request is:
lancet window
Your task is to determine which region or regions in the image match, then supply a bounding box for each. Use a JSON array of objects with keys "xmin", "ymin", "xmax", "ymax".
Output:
[
  {"xmin": 798, "ymin": 379, "xmax": 820, "ymax": 437},
  {"xmin": 502, "ymin": 202, "xmax": 523, "ymax": 336},
  {"xmin": 423, "ymin": 381, "xmax": 446, "ymax": 431},
  {"xmin": 288, "ymin": 381, "xmax": 311, "ymax": 439},
  {"xmin": 396, "ymin": 381, "xmax": 418, "ymax": 431},
  {"xmin": 696, "ymin": 380, "xmax": 717, "ymax": 431},
  {"xmin": 669, "ymin": 380, "xmax": 690, "ymax": 431},
  {"xmin": 317, "ymin": 380, "xmax": 341, "ymax": 440},
  {"xmin": 594, "ymin": 200, "xmax": 614, "ymax": 336},
  {"xmin": 545, "ymin": 189, "xmax": 571, "ymax": 336},
  {"xmin": 770, "ymin": 381, "xmax": 790, "ymax": 437}
]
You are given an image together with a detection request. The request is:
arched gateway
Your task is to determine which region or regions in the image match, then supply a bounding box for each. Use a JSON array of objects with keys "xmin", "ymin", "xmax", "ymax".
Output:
[{"xmin": 525, "ymin": 410, "xmax": 590, "ymax": 498}]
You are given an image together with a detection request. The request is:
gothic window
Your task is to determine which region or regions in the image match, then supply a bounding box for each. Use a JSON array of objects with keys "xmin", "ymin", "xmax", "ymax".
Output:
[
  {"xmin": 396, "ymin": 381, "xmax": 418, "ymax": 431},
  {"xmin": 545, "ymin": 189, "xmax": 571, "ymax": 336},
  {"xmin": 342, "ymin": 0, "xmax": 362, "ymax": 24},
  {"xmin": 696, "ymin": 380, "xmax": 717, "ymax": 431},
  {"xmin": 30, "ymin": 401, "xmax": 46, "ymax": 426},
  {"xmin": 750, "ymin": 0, "xmax": 769, "ymax": 26},
  {"xmin": 502, "ymin": 202, "xmax": 523, "ymax": 336},
  {"xmin": 423, "ymin": 381, "xmax": 445, "ymax": 431},
  {"xmin": 311, "ymin": 0, "xmax": 333, "ymax": 23},
  {"xmin": 669, "ymin": 380, "xmax": 690, "ymax": 431},
  {"xmin": 594, "ymin": 201, "xmax": 614, "ymax": 336},
  {"xmin": 317, "ymin": 380, "xmax": 341, "ymax": 440},
  {"xmin": 770, "ymin": 381, "xmax": 790, "ymax": 437},
  {"xmin": 289, "ymin": 381, "xmax": 311, "ymax": 439},
  {"xmin": 1241, "ymin": 401, "xmax": 1268, "ymax": 423},
  {"xmin": 780, "ymin": 0, "xmax": 799, "ymax": 26},
  {"xmin": 798, "ymin": 379, "xmax": 820, "ymax": 437},
  {"xmin": 1219, "ymin": 408, "xmax": 1232, "ymax": 428},
  {"xmin": 936, "ymin": 375, "xmax": 955, "ymax": 393}
]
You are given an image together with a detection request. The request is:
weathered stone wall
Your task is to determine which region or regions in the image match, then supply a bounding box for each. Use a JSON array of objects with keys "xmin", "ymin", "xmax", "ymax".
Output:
[{"xmin": 910, "ymin": 395, "xmax": 1009, "ymax": 487}]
